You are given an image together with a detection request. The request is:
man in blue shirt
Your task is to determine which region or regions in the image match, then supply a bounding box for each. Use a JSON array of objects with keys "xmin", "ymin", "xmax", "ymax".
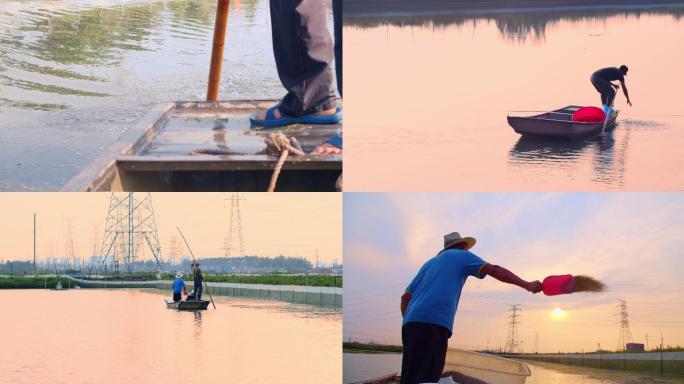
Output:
[
  {"xmin": 400, "ymin": 232, "xmax": 543, "ymax": 384},
  {"xmin": 172, "ymin": 272, "xmax": 187, "ymax": 302}
]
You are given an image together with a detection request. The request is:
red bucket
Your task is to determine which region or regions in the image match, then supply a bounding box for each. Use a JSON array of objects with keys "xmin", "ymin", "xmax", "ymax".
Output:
[
  {"xmin": 542, "ymin": 274, "xmax": 575, "ymax": 296},
  {"xmin": 571, "ymin": 106, "xmax": 606, "ymax": 123}
]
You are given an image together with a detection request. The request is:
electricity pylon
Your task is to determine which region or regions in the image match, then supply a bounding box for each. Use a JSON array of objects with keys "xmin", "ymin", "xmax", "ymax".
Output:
[
  {"xmin": 100, "ymin": 193, "xmax": 163, "ymax": 274},
  {"xmin": 64, "ymin": 218, "xmax": 77, "ymax": 269},
  {"xmin": 504, "ymin": 305, "xmax": 522, "ymax": 353},
  {"xmin": 167, "ymin": 236, "xmax": 180, "ymax": 265},
  {"xmin": 616, "ymin": 299, "xmax": 634, "ymax": 351},
  {"xmin": 224, "ymin": 193, "xmax": 246, "ymax": 258}
]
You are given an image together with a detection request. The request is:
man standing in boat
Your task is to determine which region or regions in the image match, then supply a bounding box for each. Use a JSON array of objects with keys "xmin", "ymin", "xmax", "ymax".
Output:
[
  {"xmin": 590, "ymin": 65, "xmax": 632, "ymax": 107},
  {"xmin": 400, "ymin": 232, "xmax": 543, "ymax": 384},
  {"xmin": 192, "ymin": 261, "xmax": 203, "ymax": 301},
  {"xmin": 172, "ymin": 273, "xmax": 187, "ymax": 302},
  {"xmin": 250, "ymin": 0, "xmax": 343, "ymax": 155}
]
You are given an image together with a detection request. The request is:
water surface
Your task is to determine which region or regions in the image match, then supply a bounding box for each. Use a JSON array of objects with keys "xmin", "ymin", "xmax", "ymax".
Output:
[
  {"xmin": 0, "ymin": 0, "xmax": 333, "ymax": 190},
  {"xmin": 345, "ymin": 5, "xmax": 684, "ymax": 191},
  {"xmin": 0, "ymin": 289, "xmax": 341, "ymax": 383}
]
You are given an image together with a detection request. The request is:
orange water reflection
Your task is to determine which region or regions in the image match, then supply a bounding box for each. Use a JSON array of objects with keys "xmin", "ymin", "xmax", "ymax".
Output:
[
  {"xmin": 0, "ymin": 290, "xmax": 341, "ymax": 384},
  {"xmin": 345, "ymin": 10, "xmax": 684, "ymax": 191}
]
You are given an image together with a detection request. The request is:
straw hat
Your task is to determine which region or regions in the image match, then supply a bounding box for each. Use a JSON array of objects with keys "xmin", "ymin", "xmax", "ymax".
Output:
[
  {"xmin": 443, "ymin": 232, "xmax": 476, "ymax": 250},
  {"xmin": 176, "ymin": 272, "xmax": 184, "ymax": 278}
]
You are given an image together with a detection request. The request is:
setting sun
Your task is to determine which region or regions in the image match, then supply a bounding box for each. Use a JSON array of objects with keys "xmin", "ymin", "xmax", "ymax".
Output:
[{"xmin": 551, "ymin": 307, "xmax": 568, "ymax": 321}]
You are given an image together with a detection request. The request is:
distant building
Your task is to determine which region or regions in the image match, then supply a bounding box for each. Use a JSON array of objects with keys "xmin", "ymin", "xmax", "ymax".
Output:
[{"xmin": 626, "ymin": 343, "xmax": 645, "ymax": 351}]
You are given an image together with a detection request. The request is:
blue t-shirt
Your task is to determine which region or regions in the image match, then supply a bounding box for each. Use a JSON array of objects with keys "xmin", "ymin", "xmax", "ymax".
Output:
[
  {"xmin": 403, "ymin": 249, "xmax": 487, "ymax": 332},
  {"xmin": 172, "ymin": 278, "xmax": 185, "ymax": 293}
]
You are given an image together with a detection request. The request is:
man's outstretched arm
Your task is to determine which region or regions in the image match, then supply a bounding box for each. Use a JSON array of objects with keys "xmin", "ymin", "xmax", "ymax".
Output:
[
  {"xmin": 620, "ymin": 80, "xmax": 632, "ymax": 106},
  {"xmin": 481, "ymin": 264, "xmax": 542, "ymax": 293},
  {"xmin": 401, "ymin": 291, "xmax": 412, "ymax": 318}
]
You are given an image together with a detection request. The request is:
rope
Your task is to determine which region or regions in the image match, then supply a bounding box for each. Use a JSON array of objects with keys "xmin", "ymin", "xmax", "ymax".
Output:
[{"xmin": 263, "ymin": 132, "xmax": 305, "ymax": 192}]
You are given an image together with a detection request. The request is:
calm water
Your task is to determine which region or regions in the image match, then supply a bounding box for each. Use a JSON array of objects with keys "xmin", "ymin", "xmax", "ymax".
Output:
[
  {"xmin": 345, "ymin": 5, "xmax": 684, "ymax": 191},
  {"xmin": 342, "ymin": 353, "xmax": 683, "ymax": 384},
  {"xmin": 0, "ymin": 289, "xmax": 341, "ymax": 384},
  {"xmin": 0, "ymin": 0, "xmax": 332, "ymax": 191}
]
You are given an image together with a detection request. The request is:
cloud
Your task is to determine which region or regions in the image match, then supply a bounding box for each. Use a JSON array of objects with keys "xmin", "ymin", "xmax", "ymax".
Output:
[{"xmin": 344, "ymin": 193, "xmax": 684, "ymax": 350}]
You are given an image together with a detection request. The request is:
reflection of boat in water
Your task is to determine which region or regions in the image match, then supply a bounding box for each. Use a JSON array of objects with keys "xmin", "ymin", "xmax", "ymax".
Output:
[
  {"xmin": 354, "ymin": 350, "xmax": 531, "ymax": 384},
  {"xmin": 165, "ymin": 298, "xmax": 210, "ymax": 311},
  {"xmin": 509, "ymin": 131, "xmax": 617, "ymax": 165},
  {"xmin": 507, "ymin": 106, "xmax": 618, "ymax": 139},
  {"xmin": 62, "ymin": 100, "xmax": 341, "ymax": 192},
  {"xmin": 509, "ymin": 134, "xmax": 597, "ymax": 162}
]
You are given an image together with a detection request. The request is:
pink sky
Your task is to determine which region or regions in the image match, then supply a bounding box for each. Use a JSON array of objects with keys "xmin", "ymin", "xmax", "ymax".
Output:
[
  {"xmin": 344, "ymin": 193, "xmax": 684, "ymax": 352},
  {"xmin": 0, "ymin": 193, "xmax": 342, "ymax": 264}
]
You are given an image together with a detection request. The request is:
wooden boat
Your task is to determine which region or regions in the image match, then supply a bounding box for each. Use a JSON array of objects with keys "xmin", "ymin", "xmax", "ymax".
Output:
[
  {"xmin": 62, "ymin": 100, "xmax": 342, "ymax": 192},
  {"xmin": 354, "ymin": 350, "xmax": 530, "ymax": 384},
  {"xmin": 507, "ymin": 106, "xmax": 618, "ymax": 139},
  {"xmin": 165, "ymin": 298, "xmax": 210, "ymax": 311}
]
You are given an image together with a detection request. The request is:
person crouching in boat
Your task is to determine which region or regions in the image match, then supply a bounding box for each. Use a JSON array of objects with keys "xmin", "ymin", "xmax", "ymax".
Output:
[
  {"xmin": 172, "ymin": 272, "xmax": 187, "ymax": 302},
  {"xmin": 400, "ymin": 232, "xmax": 543, "ymax": 384},
  {"xmin": 590, "ymin": 65, "xmax": 632, "ymax": 108},
  {"xmin": 192, "ymin": 262, "xmax": 203, "ymax": 301}
]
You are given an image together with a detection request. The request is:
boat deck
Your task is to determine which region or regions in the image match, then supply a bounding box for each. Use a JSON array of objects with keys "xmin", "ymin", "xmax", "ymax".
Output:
[
  {"xmin": 63, "ymin": 100, "xmax": 342, "ymax": 192},
  {"xmin": 507, "ymin": 105, "xmax": 618, "ymax": 139}
]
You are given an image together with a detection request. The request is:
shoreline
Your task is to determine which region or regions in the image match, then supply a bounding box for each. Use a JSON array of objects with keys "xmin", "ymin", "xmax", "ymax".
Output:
[
  {"xmin": 344, "ymin": 0, "xmax": 684, "ymax": 18},
  {"xmin": 0, "ymin": 275, "xmax": 343, "ymax": 308}
]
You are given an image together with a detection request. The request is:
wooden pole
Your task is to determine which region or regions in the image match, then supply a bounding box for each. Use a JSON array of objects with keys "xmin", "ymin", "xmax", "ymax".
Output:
[
  {"xmin": 177, "ymin": 227, "xmax": 216, "ymax": 309},
  {"xmin": 207, "ymin": 0, "xmax": 231, "ymax": 101},
  {"xmin": 33, "ymin": 213, "xmax": 36, "ymax": 272}
]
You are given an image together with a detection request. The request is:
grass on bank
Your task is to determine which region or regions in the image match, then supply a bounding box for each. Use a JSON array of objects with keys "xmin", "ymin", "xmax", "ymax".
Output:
[
  {"xmin": 158, "ymin": 272, "xmax": 342, "ymax": 287},
  {"xmin": 0, "ymin": 276, "xmax": 71, "ymax": 289},
  {"xmin": 1, "ymin": 273, "xmax": 342, "ymax": 288}
]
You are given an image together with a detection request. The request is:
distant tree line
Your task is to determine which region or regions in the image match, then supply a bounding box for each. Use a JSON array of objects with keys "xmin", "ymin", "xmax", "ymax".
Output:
[
  {"xmin": 2, "ymin": 256, "xmax": 341, "ymax": 276},
  {"xmin": 130, "ymin": 255, "xmax": 315, "ymax": 273}
]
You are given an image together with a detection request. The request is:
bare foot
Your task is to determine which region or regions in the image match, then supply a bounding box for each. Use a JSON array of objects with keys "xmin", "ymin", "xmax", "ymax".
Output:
[
  {"xmin": 312, "ymin": 143, "xmax": 342, "ymax": 155},
  {"xmin": 254, "ymin": 106, "xmax": 336, "ymax": 121}
]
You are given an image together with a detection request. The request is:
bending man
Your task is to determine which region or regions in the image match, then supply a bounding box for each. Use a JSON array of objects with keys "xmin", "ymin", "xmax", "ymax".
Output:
[{"xmin": 590, "ymin": 65, "xmax": 632, "ymax": 107}]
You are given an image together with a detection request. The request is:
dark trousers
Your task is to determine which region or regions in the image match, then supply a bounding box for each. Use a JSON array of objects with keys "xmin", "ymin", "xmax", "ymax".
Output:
[
  {"xmin": 591, "ymin": 75, "xmax": 616, "ymax": 106},
  {"xmin": 173, "ymin": 292, "xmax": 182, "ymax": 302},
  {"xmin": 270, "ymin": 0, "xmax": 339, "ymax": 116},
  {"xmin": 401, "ymin": 322, "xmax": 451, "ymax": 384},
  {"xmin": 333, "ymin": 0, "xmax": 342, "ymax": 97},
  {"xmin": 194, "ymin": 281, "xmax": 202, "ymax": 300}
]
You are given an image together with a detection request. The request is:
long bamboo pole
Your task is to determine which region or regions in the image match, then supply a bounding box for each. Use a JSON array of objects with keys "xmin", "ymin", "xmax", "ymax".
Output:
[
  {"xmin": 177, "ymin": 227, "xmax": 216, "ymax": 309},
  {"xmin": 207, "ymin": 0, "xmax": 231, "ymax": 101}
]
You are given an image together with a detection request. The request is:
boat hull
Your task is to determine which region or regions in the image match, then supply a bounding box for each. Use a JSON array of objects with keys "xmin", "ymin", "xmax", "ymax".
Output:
[
  {"xmin": 508, "ymin": 106, "xmax": 618, "ymax": 139},
  {"xmin": 353, "ymin": 349, "xmax": 530, "ymax": 384},
  {"xmin": 62, "ymin": 100, "xmax": 342, "ymax": 192},
  {"xmin": 443, "ymin": 350, "xmax": 530, "ymax": 384},
  {"xmin": 165, "ymin": 298, "xmax": 210, "ymax": 311}
]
